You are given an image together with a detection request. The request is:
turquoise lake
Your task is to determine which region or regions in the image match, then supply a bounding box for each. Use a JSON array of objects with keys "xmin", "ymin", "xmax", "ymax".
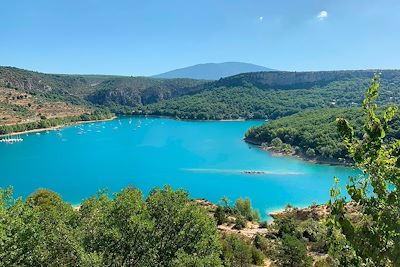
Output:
[{"xmin": 0, "ymin": 117, "xmax": 356, "ymax": 218}]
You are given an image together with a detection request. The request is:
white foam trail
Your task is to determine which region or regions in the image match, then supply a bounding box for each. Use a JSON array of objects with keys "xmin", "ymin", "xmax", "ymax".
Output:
[{"xmin": 181, "ymin": 168, "xmax": 304, "ymax": 176}]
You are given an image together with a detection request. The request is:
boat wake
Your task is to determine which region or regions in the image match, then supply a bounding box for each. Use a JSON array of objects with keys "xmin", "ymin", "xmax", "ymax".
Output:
[{"xmin": 181, "ymin": 168, "xmax": 304, "ymax": 176}]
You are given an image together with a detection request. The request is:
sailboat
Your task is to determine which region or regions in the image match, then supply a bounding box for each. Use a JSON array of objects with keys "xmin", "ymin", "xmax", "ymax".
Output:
[{"xmin": 0, "ymin": 134, "xmax": 23, "ymax": 144}]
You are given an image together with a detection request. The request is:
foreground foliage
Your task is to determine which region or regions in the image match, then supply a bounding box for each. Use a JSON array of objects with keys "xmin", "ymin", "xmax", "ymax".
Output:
[
  {"xmin": 330, "ymin": 75, "xmax": 400, "ymax": 266},
  {"xmin": 1, "ymin": 186, "xmax": 328, "ymax": 267},
  {"xmin": 0, "ymin": 186, "xmax": 222, "ymax": 266}
]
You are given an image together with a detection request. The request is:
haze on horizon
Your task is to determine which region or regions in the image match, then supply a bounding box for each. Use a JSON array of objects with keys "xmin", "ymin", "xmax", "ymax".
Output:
[{"xmin": 1, "ymin": 0, "xmax": 399, "ymax": 76}]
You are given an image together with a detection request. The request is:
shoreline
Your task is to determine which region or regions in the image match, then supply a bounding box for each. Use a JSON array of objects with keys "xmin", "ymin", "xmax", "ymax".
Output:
[
  {"xmin": 244, "ymin": 138, "xmax": 351, "ymax": 167},
  {"xmin": 134, "ymin": 114, "xmax": 249, "ymax": 122},
  {"xmin": 1, "ymin": 114, "xmax": 350, "ymax": 168},
  {"xmin": 0, "ymin": 116, "xmax": 117, "ymax": 138},
  {"xmin": 0, "ymin": 114, "xmax": 260, "ymax": 138}
]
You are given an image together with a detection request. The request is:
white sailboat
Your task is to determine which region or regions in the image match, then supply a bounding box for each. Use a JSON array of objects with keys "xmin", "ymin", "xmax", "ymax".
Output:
[{"xmin": 0, "ymin": 134, "xmax": 23, "ymax": 144}]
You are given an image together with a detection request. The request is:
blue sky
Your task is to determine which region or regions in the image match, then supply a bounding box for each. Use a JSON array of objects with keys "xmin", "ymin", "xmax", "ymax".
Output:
[{"xmin": 1, "ymin": 0, "xmax": 399, "ymax": 75}]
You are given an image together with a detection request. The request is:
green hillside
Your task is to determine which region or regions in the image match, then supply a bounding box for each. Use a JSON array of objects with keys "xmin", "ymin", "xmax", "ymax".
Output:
[
  {"xmin": 139, "ymin": 71, "xmax": 400, "ymax": 120},
  {"xmin": 2, "ymin": 66, "xmax": 400, "ymax": 137},
  {"xmin": 86, "ymin": 77, "xmax": 208, "ymax": 107},
  {"xmin": 0, "ymin": 67, "xmax": 117, "ymax": 132},
  {"xmin": 213, "ymin": 69, "xmax": 400, "ymax": 90},
  {"xmin": 244, "ymin": 107, "xmax": 400, "ymax": 163},
  {"xmin": 0, "ymin": 66, "xmax": 210, "ymax": 109},
  {"xmin": 0, "ymin": 67, "xmax": 116, "ymax": 95}
]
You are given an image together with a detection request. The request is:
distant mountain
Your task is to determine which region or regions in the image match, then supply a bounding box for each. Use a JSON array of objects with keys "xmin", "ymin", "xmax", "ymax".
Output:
[{"xmin": 153, "ymin": 62, "xmax": 275, "ymax": 80}]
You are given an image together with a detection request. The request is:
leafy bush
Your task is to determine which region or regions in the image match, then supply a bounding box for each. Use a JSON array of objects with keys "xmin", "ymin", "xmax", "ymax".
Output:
[
  {"xmin": 274, "ymin": 213, "xmax": 299, "ymax": 238},
  {"xmin": 305, "ymin": 148, "xmax": 316, "ymax": 158},
  {"xmin": 254, "ymin": 234, "xmax": 270, "ymax": 254},
  {"xmin": 233, "ymin": 197, "xmax": 260, "ymax": 222},
  {"xmin": 233, "ymin": 216, "xmax": 246, "ymax": 230},
  {"xmin": 214, "ymin": 205, "xmax": 226, "ymax": 225},
  {"xmin": 330, "ymin": 74, "xmax": 400, "ymax": 266},
  {"xmin": 251, "ymin": 247, "xmax": 265, "ymax": 266},
  {"xmin": 259, "ymin": 220, "xmax": 269, "ymax": 228},
  {"xmin": 275, "ymin": 234, "xmax": 312, "ymax": 267},
  {"xmin": 271, "ymin": 137, "xmax": 283, "ymax": 147},
  {"xmin": 221, "ymin": 234, "xmax": 265, "ymax": 267}
]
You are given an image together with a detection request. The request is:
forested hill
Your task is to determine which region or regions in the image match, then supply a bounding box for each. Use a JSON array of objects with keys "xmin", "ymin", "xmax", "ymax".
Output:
[
  {"xmin": 0, "ymin": 67, "xmax": 117, "ymax": 130},
  {"xmin": 2, "ymin": 66, "xmax": 400, "ymax": 125},
  {"xmin": 95, "ymin": 70, "xmax": 400, "ymax": 111},
  {"xmin": 86, "ymin": 77, "xmax": 208, "ymax": 107},
  {"xmin": 244, "ymin": 107, "xmax": 400, "ymax": 163},
  {"xmin": 139, "ymin": 70, "xmax": 400, "ymax": 120},
  {"xmin": 0, "ymin": 66, "xmax": 118, "ymax": 96},
  {"xmin": 0, "ymin": 67, "xmax": 208, "ymax": 131},
  {"xmin": 0, "ymin": 66, "xmax": 210, "ymax": 110},
  {"xmin": 213, "ymin": 69, "xmax": 400, "ymax": 90}
]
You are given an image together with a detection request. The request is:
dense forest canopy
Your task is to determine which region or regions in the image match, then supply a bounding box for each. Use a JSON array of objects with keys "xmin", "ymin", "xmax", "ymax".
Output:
[
  {"xmin": 2, "ymin": 67, "xmax": 400, "ymax": 117},
  {"xmin": 212, "ymin": 69, "xmax": 400, "ymax": 90},
  {"xmin": 86, "ymin": 77, "xmax": 208, "ymax": 107},
  {"xmin": 244, "ymin": 107, "xmax": 400, "ymax": 163},
  {"xmin": 2, "ymin": 66, "xmax": 400, "ymax": 141},
  {"xmin": 138, "ymin": 71, "xmax": 400, "ymax": 120}
]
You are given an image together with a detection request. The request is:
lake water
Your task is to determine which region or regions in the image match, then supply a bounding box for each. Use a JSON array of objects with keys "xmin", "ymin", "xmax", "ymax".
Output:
[{"xmin": 0, "ymin": 117, "xmax": 357, "ymax": 218}]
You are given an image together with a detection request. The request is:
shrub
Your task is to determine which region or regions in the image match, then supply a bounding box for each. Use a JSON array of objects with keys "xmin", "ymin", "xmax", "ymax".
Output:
[
  {"xmin": 305, "ymin": 148, "xmax": 316, "ymax": 158},
  {"xmin": 276, "ymin": 234, "xmax": 312, "ymax": 267},
  {"xmin": 251, "ymin": 247, "xmax": 265, "ymax": 265},
  {"xmin": 234, "ymin": 216, "xmax": 246, "ymax": 230},
  {"xmin": 233, "ymin": 197, "xmax": 260, "ymax": 222},
  {"xmin": 259, "ymin": 220, "xmax": 269, "ymax": 228},
  {"xmin": 281, "ymin": 143, "xmax": 294, "ymax": 153},
  {"xmin": 271, "ymin": 137, "xmax": 283, "ymax": 148},
  {"xmin": 254, "ymin": 234, "xmax": 269, "ymax": 252},
  {"xmin": 221, "ymin": 234, "xmax": 253, "ymax": 267},
  {"xmin": 214, "ymin": 205, "xmax": 226, "ymax": 225},
  {"xmin": 274, "ymin": 213, "xmax": 298, "ymax": 238}
]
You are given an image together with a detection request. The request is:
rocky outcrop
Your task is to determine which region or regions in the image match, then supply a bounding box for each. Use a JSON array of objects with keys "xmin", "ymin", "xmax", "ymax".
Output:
[{"xmin": 86, "ymin": 77, "xmax": 208, "ymax": 107}]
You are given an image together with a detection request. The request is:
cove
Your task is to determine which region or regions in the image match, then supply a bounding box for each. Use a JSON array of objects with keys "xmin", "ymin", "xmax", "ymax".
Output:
[{"xmin": 0, "ymin": 117, "xmax": 357, "ymax": 218}]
